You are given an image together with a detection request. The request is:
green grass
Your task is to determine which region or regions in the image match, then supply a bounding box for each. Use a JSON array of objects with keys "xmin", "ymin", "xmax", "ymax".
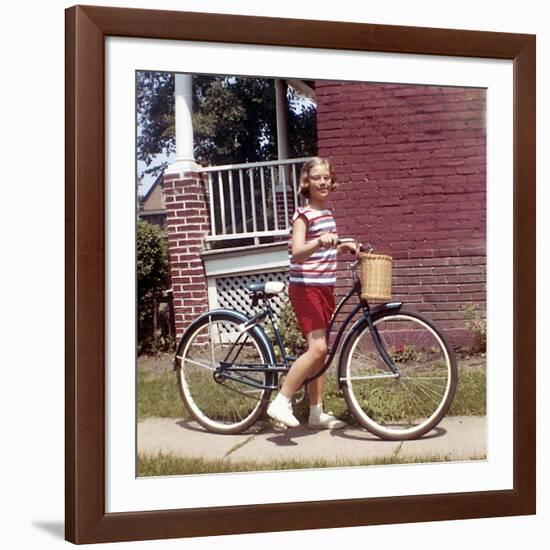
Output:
[
  {"xmin": 449, "ymin": 365, "xmax": 486, "ymax": 416},
  {"xmin": 345, "ymin": 366, "xmax": 487, "ymax": 424},
  {"xmin": 137, "ymin": 451, "xmax": 486, "ymax": 477},
  {"xmin": 138, "ymin": 360, "xmax": 486, "ymax": 422},
  {"xmin": 137, "ymin": 368, "xmax": 183, "ymax": 422},
  {"xmin": 137, "ymin": 362, "xmax": 353, "ymax": 424}
]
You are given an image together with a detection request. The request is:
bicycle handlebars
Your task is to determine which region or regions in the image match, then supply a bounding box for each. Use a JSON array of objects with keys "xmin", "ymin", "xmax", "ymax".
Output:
[{"xmin": 336, "ymin": 238, "xmax": 373, "ymax": 254}]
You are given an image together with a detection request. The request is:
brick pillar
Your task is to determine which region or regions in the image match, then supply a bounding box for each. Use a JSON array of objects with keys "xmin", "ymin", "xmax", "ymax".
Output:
[{"xmin": 162, "ymin": 170, "xmax": 210, "ymax": 338}]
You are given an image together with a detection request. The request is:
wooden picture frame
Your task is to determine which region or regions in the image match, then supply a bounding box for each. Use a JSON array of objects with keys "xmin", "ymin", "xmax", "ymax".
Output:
[{"xmin": 65, "ymin": 5, "xmax": 536, "ymax": 544}]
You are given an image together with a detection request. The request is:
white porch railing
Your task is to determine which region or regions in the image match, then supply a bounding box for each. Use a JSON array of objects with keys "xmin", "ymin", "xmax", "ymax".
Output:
[{"xmin": 199, "ymin": 157, "xmax": 312, "ymax": 243}]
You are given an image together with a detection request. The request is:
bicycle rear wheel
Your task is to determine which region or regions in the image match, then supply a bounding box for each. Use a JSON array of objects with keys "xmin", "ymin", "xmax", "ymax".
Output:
[
  {"xmin": 175, "ymin": 312, "xmax": 273, "ymax": 434},
  {"xmin": 340, "ymin": 309, "xmax": 457, "ymax": 440}
]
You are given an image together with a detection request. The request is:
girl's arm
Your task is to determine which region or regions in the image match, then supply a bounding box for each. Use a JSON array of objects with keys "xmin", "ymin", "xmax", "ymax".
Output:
[{"xmin": 291, "ymin": 216, "xmax": 338, "ymax": 262}]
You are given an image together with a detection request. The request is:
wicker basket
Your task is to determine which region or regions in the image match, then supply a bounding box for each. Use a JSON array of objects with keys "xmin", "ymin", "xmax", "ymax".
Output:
[{"xmin": 359, "ymin": 252, "xmax": 392, "ymax": 301}]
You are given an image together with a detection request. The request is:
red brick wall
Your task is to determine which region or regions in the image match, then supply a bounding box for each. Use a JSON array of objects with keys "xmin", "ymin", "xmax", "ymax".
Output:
[
  {"xmin": 162, "ymin": 172, "xmax": 210, "ymax": 338},
  {"xmin": 316, "ymin": 82, "xmax": 486, "ymax": 346}
]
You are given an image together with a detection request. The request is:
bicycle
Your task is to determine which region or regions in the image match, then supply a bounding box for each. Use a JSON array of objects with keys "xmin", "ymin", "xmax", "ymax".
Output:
[{"xmin": 173, "ymin": 240, "xmax": 458, "ymax": 440}]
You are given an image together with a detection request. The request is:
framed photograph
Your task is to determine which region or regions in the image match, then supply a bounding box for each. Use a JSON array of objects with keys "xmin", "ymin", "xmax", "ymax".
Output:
[{"xmin": 65, "ymin": 5, "xmax": 535, "ymax": 544}]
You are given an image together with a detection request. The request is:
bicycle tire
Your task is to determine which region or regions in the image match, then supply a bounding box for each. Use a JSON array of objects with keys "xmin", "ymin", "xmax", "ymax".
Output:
[
  {"xmin": 339, "ymin": 309, "xmax": 457, "ymax": 440},
  {"xmin": 175, "ymin": 311, "xmax": 274, "ymax": 434}
]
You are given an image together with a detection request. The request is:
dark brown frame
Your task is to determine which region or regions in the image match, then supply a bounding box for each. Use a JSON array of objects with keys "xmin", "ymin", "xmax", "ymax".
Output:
[{"xmin": 65, "ymin": 5, "xmax": 536, "ymax": 544}]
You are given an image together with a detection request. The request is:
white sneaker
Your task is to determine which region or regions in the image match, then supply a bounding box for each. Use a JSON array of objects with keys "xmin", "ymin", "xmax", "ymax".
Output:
[
  {"xmin": 267, "ymin": 400, "xmax": 300, "ymax": 428},
  {"xmin": 308, "ymin": 413, "xmax": 346, "ymax": 430}
]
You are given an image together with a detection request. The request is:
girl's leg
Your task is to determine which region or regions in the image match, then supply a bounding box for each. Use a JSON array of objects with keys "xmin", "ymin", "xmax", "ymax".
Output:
[
  {"xmin": 279, "ymin": 329, "xmax": 327, "ymax": 397},
  {"xmin": 267, "ymin": 329, "xmax": 327, "ymax": 427},
  {"xmin": 307, "ymin": 372, "xmax": 325, "ymax": 406},
  {"xmin": 306, "ymin": 343, "xmax": 346, "ymax": 430},
  {"xmin": 268, "ymin": 329, "xmax": 345, "ymax": 429}
]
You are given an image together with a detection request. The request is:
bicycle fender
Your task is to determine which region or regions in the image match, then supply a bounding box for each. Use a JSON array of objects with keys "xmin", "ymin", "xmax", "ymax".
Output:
[
  {"xmin": 336, "ymin": 301, "xmax": 403, "ymax": 389},
  {"xmin": 173, "ymin": 308, "xmax": 277, "ymax": 371},
  {"xmin": 369, "ymin": 301, "xmax": 403, "ymax": 317}
]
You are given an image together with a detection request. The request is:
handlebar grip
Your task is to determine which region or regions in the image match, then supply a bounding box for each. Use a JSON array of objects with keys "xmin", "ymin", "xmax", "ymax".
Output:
[
  {"xmin": 336, "ymin": 238, "xmax": 361, "ymax": 254},
  {"xmin": 337, "ymin": 238, "xmax": 355, "ymax": 244}
]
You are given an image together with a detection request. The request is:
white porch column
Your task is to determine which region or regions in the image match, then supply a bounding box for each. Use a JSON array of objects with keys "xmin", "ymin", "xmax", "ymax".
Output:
[
  {"xmin": 275, "ymin": 79, "xmax": 289, "ymax": 161},
  {"xmin": 166, "ymin": 73, "xmax": 200, "ymax": 174},
  {"xmin": 274, "ymin": 79, "xmax": 293, "ymax": 224}
]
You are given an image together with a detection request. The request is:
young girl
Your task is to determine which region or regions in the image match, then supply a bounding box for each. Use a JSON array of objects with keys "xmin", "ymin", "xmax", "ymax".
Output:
[{"xmin": 267, "ymin": 157, "xmax": 357, "ymax": 429}]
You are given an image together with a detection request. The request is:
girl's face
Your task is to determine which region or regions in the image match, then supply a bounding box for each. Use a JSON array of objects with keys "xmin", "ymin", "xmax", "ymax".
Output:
[{"xmin": 307, "ymin": 163, "xmax": 332, "ymax": 203}]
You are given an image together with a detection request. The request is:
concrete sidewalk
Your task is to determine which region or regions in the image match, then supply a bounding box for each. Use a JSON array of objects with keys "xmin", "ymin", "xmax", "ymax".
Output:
[{"xmin": 138, "ymin": 416, "xmax": 486, "ymax": 463}]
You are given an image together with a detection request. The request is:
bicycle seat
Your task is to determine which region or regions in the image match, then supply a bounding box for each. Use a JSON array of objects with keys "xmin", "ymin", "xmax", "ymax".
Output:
[{"xmin": 246, "ymin": 281, "xmax": 286, "ymax": 296}]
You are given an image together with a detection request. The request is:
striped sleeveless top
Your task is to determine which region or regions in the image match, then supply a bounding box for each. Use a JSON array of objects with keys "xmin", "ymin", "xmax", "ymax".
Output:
[{"xmin": 288, "ymin": 206, "xmax": 338, "ymax": 286}]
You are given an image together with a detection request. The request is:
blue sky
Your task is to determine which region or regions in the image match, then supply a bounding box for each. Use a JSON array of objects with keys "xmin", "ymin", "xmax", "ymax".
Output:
[{"xmin": 138, "ymin": 153, "xmax": 174, "ymax": 197}]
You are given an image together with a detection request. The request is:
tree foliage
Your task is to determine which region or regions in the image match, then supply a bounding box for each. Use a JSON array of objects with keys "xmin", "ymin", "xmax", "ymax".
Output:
[
  {"xmin": 287, "ymin": 87, "xmax": 318, "ymax": 163},
  {"xmin": 137, "ymin": 72, "xmax": 175, "ymax": 172},
  {"xmin": 137, "ymin": 72, "xmax": 317, "ymax": 179},
  {"xmin": 137, "ymin": 220, "xmax": 170, "ymax": 354}
]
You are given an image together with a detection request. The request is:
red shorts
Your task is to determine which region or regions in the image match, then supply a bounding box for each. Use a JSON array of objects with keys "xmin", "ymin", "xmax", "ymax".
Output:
[{"xmin": 288, "ymin": 283, "xmax": 335, "ymax": 336}]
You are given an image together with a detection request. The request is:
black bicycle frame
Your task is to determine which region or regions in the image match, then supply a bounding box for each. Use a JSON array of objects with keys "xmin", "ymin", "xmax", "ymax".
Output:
[{"xmin": 215, "ymin": 278, "xmax": 401, "ymax": 391}]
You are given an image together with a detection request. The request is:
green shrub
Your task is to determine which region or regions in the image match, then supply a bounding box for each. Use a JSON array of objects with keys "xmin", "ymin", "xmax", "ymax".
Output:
[
  {"xmin": 266, "ymin": 298, "xmax": 306, "ymax": 359},
  {"xmin": 137, "ymin": 220, "xmax": 171, "ymax": 354}
]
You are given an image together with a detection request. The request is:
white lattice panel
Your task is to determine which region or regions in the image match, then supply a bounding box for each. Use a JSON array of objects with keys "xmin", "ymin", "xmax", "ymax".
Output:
[{"xmin": 215, "ymin": 271, "xmax": 289, "ymax": 318}]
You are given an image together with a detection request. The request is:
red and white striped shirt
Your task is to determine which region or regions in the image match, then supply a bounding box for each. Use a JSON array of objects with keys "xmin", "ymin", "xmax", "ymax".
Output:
[{"xmin": 288, "ymin": 206, "xmax": 338, "ymax": 286}]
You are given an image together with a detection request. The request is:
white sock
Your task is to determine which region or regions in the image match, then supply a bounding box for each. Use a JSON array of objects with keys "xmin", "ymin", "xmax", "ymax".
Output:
[
  {"xmin": 309, "ymin": 403, "xmax": 323, "ymax": 420},
  {"xmin": 274, "ymin": 393, "xmax": 292, "ymax": 407}
]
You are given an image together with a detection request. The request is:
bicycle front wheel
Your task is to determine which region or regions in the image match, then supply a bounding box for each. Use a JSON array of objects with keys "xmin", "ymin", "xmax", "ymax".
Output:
[
  {"xmin": 176, "ymin": 312, "xmax": 273, "ymax": 434},
  {"xmin": 340, "ymin": 310, "xmax": 457, "ymax": 440}
]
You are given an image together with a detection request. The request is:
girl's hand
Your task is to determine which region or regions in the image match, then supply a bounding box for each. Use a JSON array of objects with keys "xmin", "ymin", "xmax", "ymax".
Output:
[
  {"xmin": 341, "ymin": 241, "xmax": 358, "ymax": 254},
  {"xmin": 318, "ymin": 233, "xmax": 339, "ymax": 248},
  {"xmin": 336, "ymin": 239, "xmax": 359, "ymax": 255}
]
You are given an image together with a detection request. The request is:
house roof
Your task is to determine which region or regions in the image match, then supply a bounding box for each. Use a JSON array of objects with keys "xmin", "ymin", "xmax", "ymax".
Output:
[{"xmin": 139, "ymin": 173, "xmax": 165, "ymax": 211}]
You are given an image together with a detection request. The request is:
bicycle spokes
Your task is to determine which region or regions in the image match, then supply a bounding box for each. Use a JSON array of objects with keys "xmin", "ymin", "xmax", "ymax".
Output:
[
  {"xmin": 177, "ymin": 315, "xmax": 272, "ymax": 433},
  {"xmin": 342, "ymin": 311, "xmax": 456, "ymax": 439}
]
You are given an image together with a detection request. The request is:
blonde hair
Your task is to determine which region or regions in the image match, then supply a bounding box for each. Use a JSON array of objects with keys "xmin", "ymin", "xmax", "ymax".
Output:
[{"xmin": 298, "ymin": 157, "xmax": 338, "ymax": 199}]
